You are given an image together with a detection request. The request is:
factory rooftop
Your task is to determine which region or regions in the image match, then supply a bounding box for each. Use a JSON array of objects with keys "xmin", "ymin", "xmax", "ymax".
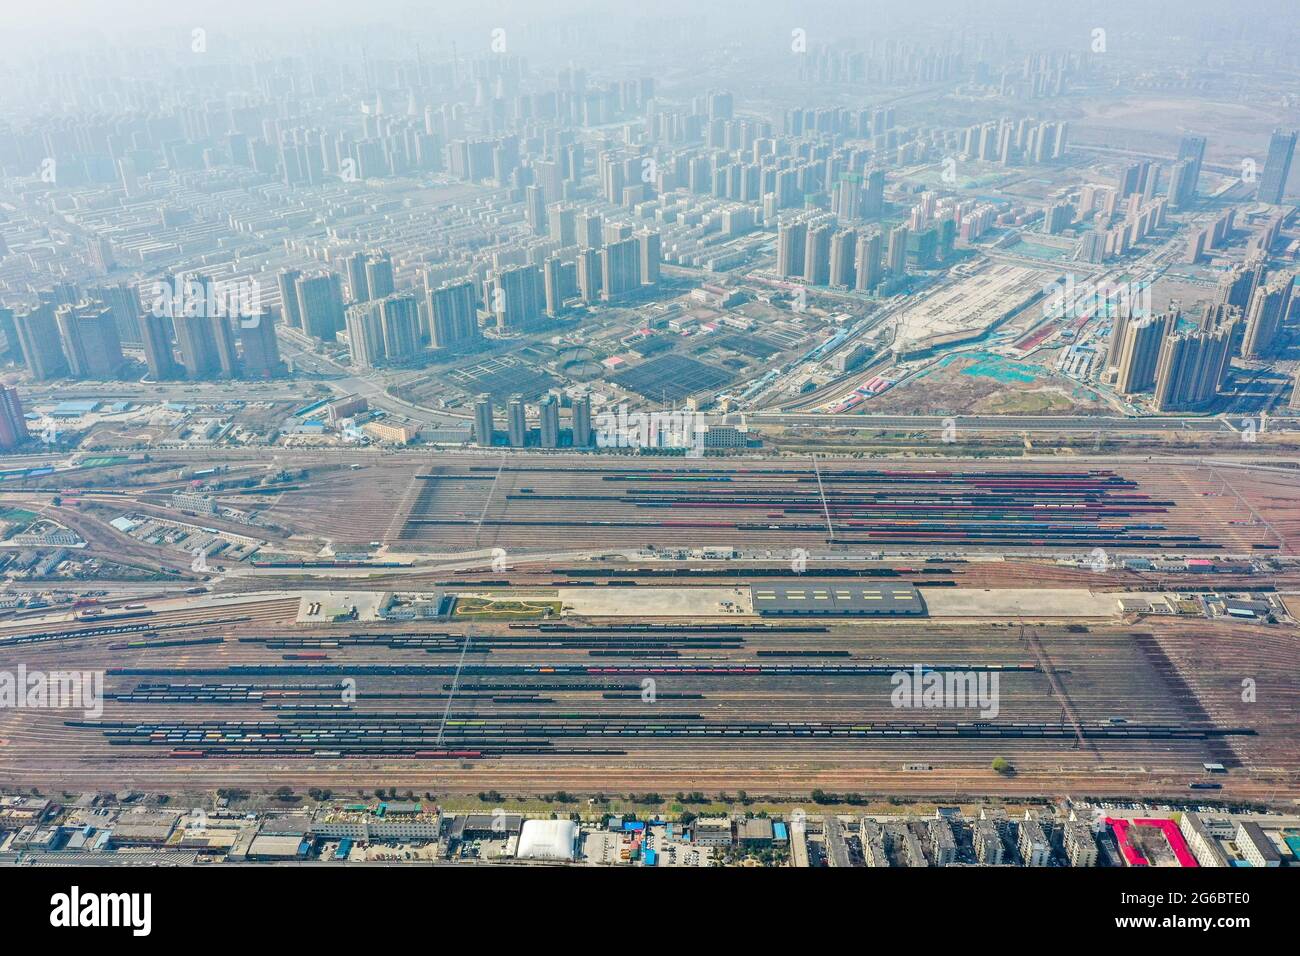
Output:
[{"xmin": 751, "ymin": 582, "xmax": 925, "ymax": 616}]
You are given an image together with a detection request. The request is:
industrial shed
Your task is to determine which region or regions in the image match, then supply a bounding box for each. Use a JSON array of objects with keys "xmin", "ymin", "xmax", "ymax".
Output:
[
  {"xmin": 515, "ymin": 819, "xmax": 579, "ymax": 861},
  {"xmin": 247, "ymin": 834, "xmax": 308, "ymax": 860},
  {"xmin": 751, "ymin": 583, "xmax": 925, "ymax": 616}
]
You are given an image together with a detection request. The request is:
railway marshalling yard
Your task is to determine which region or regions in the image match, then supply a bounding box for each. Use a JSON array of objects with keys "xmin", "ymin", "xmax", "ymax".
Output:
[{"xmin": 2, "ymin": 453, "xmax": 1299, "ymax": 807}]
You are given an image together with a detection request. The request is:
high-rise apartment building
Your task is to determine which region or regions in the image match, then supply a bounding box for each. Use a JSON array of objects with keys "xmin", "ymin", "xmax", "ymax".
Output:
[
  {"xmin": 473, "ymin": 394, "xmax": 495, "ymax": 447},
  {"xmin": 855, "ymin": 231, "xmax": 883, "ymax": 292},
  {"xmin": 1154, "ymin": 323, "xmax": 1234, "ymax": 411},
  {"xmin": 55, "ymin": 301, "xmax": 126, "ymax": 379},
  {"xmin": 491, "ymin": 265, "xmax": 546, "ymax": 331},
  {"xmin": 572, "ymin": 392, "xmax": 592, "ymax": 448},
  {"xmin": 14, "ymin": 303, "xmax": 69, "ymax": 380},
  {"xmin": 1241, "ymin": 275, "xmax": 1294, "ymax": 358},
  {"xmin": 539, "ymin": 393, "xmax": 560, "ymax": 448},
  {"xmin": 887, "ymin": 224, "xmax": 910, "ymax": 278},
  {"xmin": 776, "ymin": 220, "xmax": 808, "ymax": 278},
  {"xmin": 277, "ymin": 269, "xmax": 303, "ymax": 329},
  {"xmin": 429, "ymin": 280, "xmax": 481, "ymax": 348},
  {"xmin": 600, "ymin": 237, "xmax": 641, "ymax": 302},
  {"xmin": 803, "ymin": 223, "xmax": 833, "ymax": 286},
  {"xmin": 0, "ymin": 384, "xmax": 28, "ymax": 450},
  {"xmin": 238, "ymin": 313, "xmax": 282, "ymax": 378},
  {"xmin": 638, "ymin": 231, "xmax": 661, "ymax": 287},
  {"xmin": 1116, "ymin": 313, "xmax": 1174, "ymax": 395},
  {"xmin": 296, "ymin": 273, "xmax": 345, "ymax": 342},
  {"xmin": 507, "ymin": 394, "xmax": 527, "ymax": 447},
  {"xmin": 1257, "ymin": 129, "xmax": 1297, "ymax": 205},
  {"xmin": 345, "ymin": 302, "xmax": 386, "ymax": 369}
]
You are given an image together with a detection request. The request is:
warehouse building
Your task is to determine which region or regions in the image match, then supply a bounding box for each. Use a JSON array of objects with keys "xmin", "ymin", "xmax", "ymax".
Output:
[
  {"xmin": 737, "ymin": 817, "xmax": 774, "ymax": 846},
  {"xmin": 247, "ymin": 834, "xmax": 309, "ymax": 860},
  {"xmin": 445, "ymin": 813, "xmax": 523, "ymax": 842},
  {"xmin": 516, "ymin": 820, "xmax": 579, "ymax": 861},
  {"xmin": 692, "ymin": 817, "xmax": 733, "ymax": 847},
  {"xmin": 751, "ymin": 583, "xmax": 925, "ymax": 616}
]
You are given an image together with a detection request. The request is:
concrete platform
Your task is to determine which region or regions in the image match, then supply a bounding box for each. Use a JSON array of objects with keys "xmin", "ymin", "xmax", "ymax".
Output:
[{"xmin": 558, "ymin": 586, "xmax": 753, "ymax": 618}]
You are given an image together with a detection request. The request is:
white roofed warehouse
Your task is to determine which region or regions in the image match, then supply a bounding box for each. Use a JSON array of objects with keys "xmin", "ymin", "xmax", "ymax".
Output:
[{"xmin": 515, "ymin": 819, "xmax": 579, "ymax": 862}]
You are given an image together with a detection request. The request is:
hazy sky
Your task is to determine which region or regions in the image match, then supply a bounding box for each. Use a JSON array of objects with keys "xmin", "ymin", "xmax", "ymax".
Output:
[{"xmin": 6, "ymin": 0, "xmax": 1293, "ymax": 41}]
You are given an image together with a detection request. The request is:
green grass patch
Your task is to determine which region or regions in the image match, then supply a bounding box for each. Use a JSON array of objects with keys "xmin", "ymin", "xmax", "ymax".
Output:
[{"xmin": 453, "ymin": 597, "xmax": 562, "ymax": 620}]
